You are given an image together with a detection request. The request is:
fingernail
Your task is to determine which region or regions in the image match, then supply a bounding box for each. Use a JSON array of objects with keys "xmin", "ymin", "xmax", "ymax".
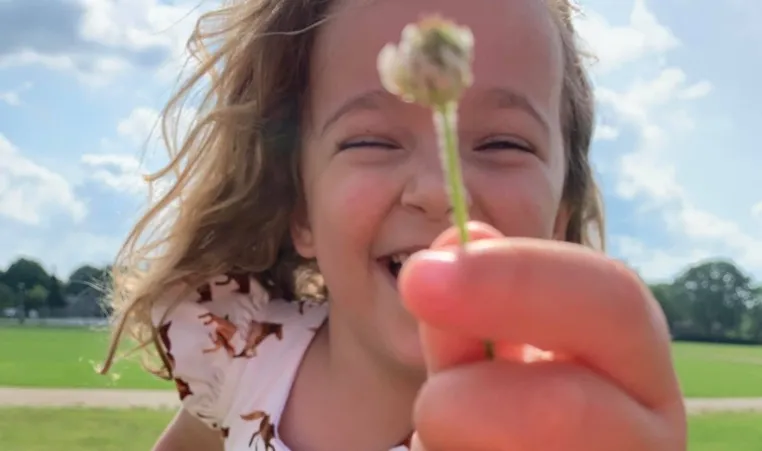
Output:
[
  {"xmin": 413, "ymin": 249, "xmax": 458, "ymax": 263},
  {"xmin": 405, "ymin": 250, "xmax": 459, "ymax": 281},
  {"xmin": 430, "ymin": 221, "xmax": 502, "ymax": 249},
  {"xmin": 399, "ymin": 249, "xmax": 458, "ymax": 308}
]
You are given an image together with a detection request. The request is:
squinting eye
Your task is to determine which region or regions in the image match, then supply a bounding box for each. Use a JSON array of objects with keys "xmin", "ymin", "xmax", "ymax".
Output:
[
  {"xmin": 337, "ymin": 139, "xmax": 400, "ymax": 151},
  {"xmin": 474, "ymin": 138, "xmax": 533, "ymax": 153}
]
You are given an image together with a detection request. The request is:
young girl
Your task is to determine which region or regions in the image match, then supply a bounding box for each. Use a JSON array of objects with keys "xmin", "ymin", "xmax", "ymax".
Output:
[{"xmin": 102, "ymin": 0, "xmax": 687, "ymax": 450}]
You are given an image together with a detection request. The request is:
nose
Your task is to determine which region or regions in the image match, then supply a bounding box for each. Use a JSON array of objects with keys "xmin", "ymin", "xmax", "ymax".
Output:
[{"xmin": 401, "ymin": 157, "xmax": 472, "ymax": 221}]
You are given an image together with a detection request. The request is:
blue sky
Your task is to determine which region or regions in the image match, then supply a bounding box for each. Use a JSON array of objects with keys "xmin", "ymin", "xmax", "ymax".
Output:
[{"xmin": 0, "ymin": 0, "xmax": 760, "ymax": 283}]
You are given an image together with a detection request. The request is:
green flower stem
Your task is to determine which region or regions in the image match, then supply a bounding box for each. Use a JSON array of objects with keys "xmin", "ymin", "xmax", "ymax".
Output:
[
  {"xmin": 435, "ymin": 101, "xmax": 469, "ymax": 242},
  {"xmin": 434, "ymin": 101, "xmax": 495, "ymax": 360}
]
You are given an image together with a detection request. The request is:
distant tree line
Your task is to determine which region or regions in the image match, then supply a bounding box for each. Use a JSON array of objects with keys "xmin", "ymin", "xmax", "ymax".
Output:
[
  {"xmin": 649, "ymin": 260, "xmax": 762, "ymax": 345},
  {"xmin": 0, "ymin": 258, "xmax": 111, "ymax": 320},
  {"xmin": 1, "ymin": 257, "xmax": 762, "ymax": 344}
]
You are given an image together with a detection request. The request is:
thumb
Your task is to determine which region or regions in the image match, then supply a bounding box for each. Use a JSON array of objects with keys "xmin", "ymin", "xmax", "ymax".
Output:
[
  {"xmin": 429, "ymin": 221, "xmax": 502, "ymax": 249},
  {"xmin": 400, "ymin": 222, "xmax": 523, "ymax": 373}
]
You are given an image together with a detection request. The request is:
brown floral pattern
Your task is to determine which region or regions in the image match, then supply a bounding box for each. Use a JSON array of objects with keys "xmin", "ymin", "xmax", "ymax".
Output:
[
  {"xmin": 175, "ymin": 378, "xmax": 193, "ymax": 400},
  {"xmin": 157, "ymin": 321, "xmax": 175, "ymax": 367},
  {"xmin": 199, "ymin": 312, "xmax": 240, "ymax": 358},
  {"xmin": 215, "ymin": 271, "xmax": 252, "ymax": 294},
  {"xmin": 236, "ymin": 321, "xmax": 283, "ymax": 358},
  {"xmin": 197, "ymin": 283, "xmax": 213, "ymax": 303},
  {"xmin": 154, "ymin": 274, "xmax": 422, "ymax": 450},
  {"xmin": 157, "ymin": 321, "xmax": 194, "ymax": 400},
  {"xmin": 241, "ymin": 410, "xmax": 277, "ymax": 450}
]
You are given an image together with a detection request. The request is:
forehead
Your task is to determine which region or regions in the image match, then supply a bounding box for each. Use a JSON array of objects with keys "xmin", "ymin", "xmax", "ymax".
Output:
[{"xmin": 310, "ymin": 0, "xmax": 564, "ymax": 120}]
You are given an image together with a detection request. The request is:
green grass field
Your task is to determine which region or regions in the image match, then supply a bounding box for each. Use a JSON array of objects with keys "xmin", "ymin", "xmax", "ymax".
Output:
[
  {"xmin": 0, "ymin": 408, "xmax": 172, "ymax": 451},
  {"xmin": 2, "ymin": 325, "xmax": 762, "ymax": 396},
  {"xmin": 672, "ymin": 341, "xmax": 762, "ymax": 397},
  {"xmin": 0, "ymin": 407, "xmax": 759, "ymax": 450},
  {"xmin": 0, "ymin": 325, "xmax": 167, "ymax": 389},
  {"xmin": 1, "ymin": 326, "xmax": 761, "ymax": 449}
]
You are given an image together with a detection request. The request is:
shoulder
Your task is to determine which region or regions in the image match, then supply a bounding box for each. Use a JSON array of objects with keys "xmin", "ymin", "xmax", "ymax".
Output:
[{"xmin": 151, "ymin": 273, "xmax": 327, "ymax": 432}]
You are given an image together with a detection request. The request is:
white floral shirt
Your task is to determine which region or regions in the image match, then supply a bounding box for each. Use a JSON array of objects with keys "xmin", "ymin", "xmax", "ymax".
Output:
[{"xmin": 152, "ymin": 273, "xmax": 413, "ymax": 451}]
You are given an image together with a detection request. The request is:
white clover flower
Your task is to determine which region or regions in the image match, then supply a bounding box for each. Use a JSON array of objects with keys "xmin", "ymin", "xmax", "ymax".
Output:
[
  {"xmin": 377, "ymin": 16, "xmax": 474, "ymax": 108},
  {"xmin": 377, "ymin": 17, "xmax": 494, "ymax": 359}
]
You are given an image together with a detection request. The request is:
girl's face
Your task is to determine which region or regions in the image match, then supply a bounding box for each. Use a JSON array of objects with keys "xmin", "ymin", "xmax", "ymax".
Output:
[{"xmin": 293, "ymin": 0, "xmax": 569, "ymax": 369}]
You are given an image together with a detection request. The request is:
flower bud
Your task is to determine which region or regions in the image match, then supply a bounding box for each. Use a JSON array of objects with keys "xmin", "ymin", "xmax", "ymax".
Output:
[{"xmin": 377, "ymin": 16, "xmax": 474, "ymax": 108}]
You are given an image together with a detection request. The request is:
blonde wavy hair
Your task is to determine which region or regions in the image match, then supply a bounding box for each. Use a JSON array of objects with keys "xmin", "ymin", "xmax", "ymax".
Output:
[{"xmin": 101, "ymin": 0, "xmax": 604, "ymax": 377}]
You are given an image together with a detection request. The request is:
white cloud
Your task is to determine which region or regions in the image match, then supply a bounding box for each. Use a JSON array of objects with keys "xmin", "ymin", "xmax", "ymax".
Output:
[
  {"xmin": 575, "ymin": 0, "xmax": 680, "ymax": 74},
  {"xmin": 78, "ymin": 105, "xmax": 198, "ymax": 258},
  {"xmin": 0, "ymin": 228, "xmax": 123, "ymax": 278},
  {"xmin": 81, "ymin": 153, "xmax": 146, "ymax": 196},
  {"xmin": 612, "ymin": 235, "xmax": 713, "ymax": 282},
  {"xmin": 0, "ymin": 81, "xmax": 31, "ymax": 106},
  {"xmin": 595, "ymin": 67, "xmax": 712, "ymax": 205},
  {"xmin": 81, "ymin": 104, "xmax": 197, "ymax": 198},
  {"xmin": 0, "ymin": 52, "xmax": 135, "ymax": 87},
  {"xmin": 117, "ymin": 106, "xmax": 161, "ymax": 146},
  {"xmin": 0, "ymin": 0, "xmax": 206, "ymax": 85},
  {"xmin": 578, "ymin": 0, "xmax": 762, "ymax": 280},
  {"xmin": 678, "ymin": 80, "xmax": 712, "ymax": 100},
  {"xmin": 752, "ymin": 202, "xmax": 762, "ymax": 221},
  {"xmin": 0, "ymin": 92, "xmax": 20, "ymax": 106},
  {"xmin": 0, "ymin": 134, "xmax": 87, "ymax": 225},
  {"xmin": 594, "ymin": 123, "xmax": 620, "ymax": 141},
  {"xmin": 117, "ymin": 104, "xmax": 197, "ymax": 148},
  {"xmin": 596, "ymin": 68, "xmax": 711, "ymax": 131},
  {"xmin": 78, "ymin": 0, "xmax": 182, "ymax": 51}
]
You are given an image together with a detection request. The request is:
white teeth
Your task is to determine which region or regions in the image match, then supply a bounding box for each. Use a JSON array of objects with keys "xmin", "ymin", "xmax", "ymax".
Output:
[{"xmin": 390, "ymin": 253, "xmax": 411, "ymax": 264}]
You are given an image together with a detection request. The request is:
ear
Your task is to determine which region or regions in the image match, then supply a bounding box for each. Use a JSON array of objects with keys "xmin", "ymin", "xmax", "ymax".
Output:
[
  {"xmin": 290, "ymin": 210, "xmax": 316, "ymax": 259},
  {"xmin": 552, "ymin": 202, "xmax": 571, "ymax": 241}
]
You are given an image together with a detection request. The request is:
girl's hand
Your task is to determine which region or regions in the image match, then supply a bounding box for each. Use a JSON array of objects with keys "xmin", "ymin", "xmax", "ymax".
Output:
[{"xmin": 399, "ymin": 222, "xmax": 686, "ymax": 451}]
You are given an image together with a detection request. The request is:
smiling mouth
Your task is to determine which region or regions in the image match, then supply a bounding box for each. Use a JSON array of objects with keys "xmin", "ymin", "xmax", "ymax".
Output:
[{"xmin": 378, "ymin": 252, "xmax": 413, "ymax": 279}]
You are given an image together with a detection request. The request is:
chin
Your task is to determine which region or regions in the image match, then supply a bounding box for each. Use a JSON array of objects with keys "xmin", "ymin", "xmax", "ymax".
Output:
[
  {"xmin": 383, "ymin": 310, "xmax": 427, "ymax": 372},
  {"xmin": 368, "ymin": 267, "xmax": 428, "ymax": 372}
]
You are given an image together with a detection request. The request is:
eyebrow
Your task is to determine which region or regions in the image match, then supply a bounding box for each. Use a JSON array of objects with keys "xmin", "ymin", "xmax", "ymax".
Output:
[
  {"xmin": 320, "ymin": 88, "xmax": 392, "ymax": 136},
  {"xmin": 480, "ymin": 87, "xmax": 550, "ymax": 134},
  {"xmin": 320, "ymin": 86, "xmax": 550, "ymax": 136}
]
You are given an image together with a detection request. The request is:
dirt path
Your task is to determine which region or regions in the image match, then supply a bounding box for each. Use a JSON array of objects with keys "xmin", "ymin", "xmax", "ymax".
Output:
[
  {"xmin": 684, "ymin": 397, "xmax": 762, "ymax": 414},
  {"xmin": 2, "ymin": 387, "xmax": 762, "ymax": 414},
  {"xmin": 0, "ymin": 387, "xmax": 179, "ymax": 409}
]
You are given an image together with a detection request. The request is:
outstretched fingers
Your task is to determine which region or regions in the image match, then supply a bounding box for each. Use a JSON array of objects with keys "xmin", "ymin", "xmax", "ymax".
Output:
[
  {"xmin": 411, "ymin": 360, "xmax": 680, "ymax": 451},
  {"xmin": 400, "ymin": 235, "xmax": 678, "ymax": 410}
]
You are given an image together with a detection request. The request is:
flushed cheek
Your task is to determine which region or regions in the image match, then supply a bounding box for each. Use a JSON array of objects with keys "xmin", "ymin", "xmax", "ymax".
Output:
[
  {"xmin": 469, "ymin": 169, "xmax": 563, "ymax": 239},
  {"xmin": 312, "ymin": 169, "xmax": 398, "ymax": 258}
]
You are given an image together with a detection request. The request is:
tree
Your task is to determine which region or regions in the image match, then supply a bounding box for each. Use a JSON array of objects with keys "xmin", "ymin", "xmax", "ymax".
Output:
[
  {"xmin": 0, "ymin": 283, "xmax": 17, "ymax": 310},
  {"xmin": 65, "ymin": 265, "xmax": 108, "ymax": 298},
  {"xmin": 3, "ymin": 258, "xmax": 50, "ymax": 294},
  {"xmin": 650, "ymin": 283, "xmax": 687, "ymax": 334},
  {"xmin": 672, "ymin": 260, "xmax": 753, "ymax": 340},
  {"xmin": 46, "ymin": 275, "xmax": 67, "ymax": 310},
  {"xmin": 24, "ymin": 284, "xmax": 49, "ymax": 313},
  {"xmin": 746, "ymin": 303, "xmax": 762, "ymax": 342}
]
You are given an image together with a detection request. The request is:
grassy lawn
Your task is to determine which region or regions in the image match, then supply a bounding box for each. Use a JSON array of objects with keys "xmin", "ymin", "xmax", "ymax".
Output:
[
  {"xmin": 0, "ymin": 326, "xmax": 167, "ymax": 389},
  {"xmin": 0, "ymin": 407, "xmax": 759, "ymax": 450},
  {"xmin": 0, "ymin": 408, "xmax": 174, "ymax": 451},
  {"xmin": 2, "ymin": 325, "xmax": 762, "ymax": 398},
  {"xmin": 688, "ymin": 412, "xmax": 762, "ymax": 451},
  {"xmin": 672, "ymin": 341, "xmax": 762, "ymax": 398},
  {"xmin": 0, "ymin": 327, "xmax": 760, "ymax": 450}
]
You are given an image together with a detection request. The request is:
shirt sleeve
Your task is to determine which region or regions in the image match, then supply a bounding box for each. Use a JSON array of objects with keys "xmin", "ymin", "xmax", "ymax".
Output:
[{"xmin": 151, "ymin": 273, "xmax": 271, "ymax": 430}]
